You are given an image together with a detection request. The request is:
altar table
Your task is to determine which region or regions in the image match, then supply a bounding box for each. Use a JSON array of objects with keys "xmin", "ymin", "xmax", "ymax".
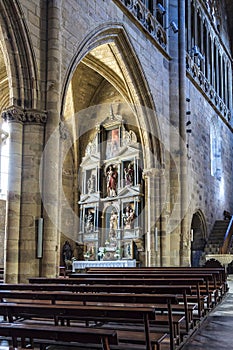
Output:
[{"xmin": 72, "ymin": 259, "xmax": 136, "ymax": 272}]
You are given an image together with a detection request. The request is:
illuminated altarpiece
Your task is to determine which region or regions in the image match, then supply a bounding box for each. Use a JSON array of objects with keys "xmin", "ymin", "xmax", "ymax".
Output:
[{"xmin": 78, "ymin": 112, "xmax": 144, "ymax": 261}]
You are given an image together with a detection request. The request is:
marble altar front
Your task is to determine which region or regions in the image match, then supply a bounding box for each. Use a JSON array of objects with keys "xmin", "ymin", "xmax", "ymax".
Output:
[{"xmin": 72, "ymin": 259, "xmax": 136, "ymax": 272}]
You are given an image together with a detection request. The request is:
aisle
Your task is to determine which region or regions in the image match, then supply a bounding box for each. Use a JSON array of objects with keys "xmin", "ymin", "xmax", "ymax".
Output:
[{"xmin": 181, "ymin": 276, "xmax": 233, "ymax": 350}]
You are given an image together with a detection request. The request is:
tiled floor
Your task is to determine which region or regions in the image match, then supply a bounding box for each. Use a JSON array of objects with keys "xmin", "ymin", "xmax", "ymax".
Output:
[{"xmin": 181, "ymin": 275, "xmax": 233, "ymax": 350}]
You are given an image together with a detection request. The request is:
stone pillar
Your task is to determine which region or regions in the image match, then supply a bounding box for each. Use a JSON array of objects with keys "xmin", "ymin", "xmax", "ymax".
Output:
[
  {"xmin": 40, "ymin": 0, "xmax": 62, "ymax": 277},
  {"xmin": 143, "ymin": 168, "xmax": 164, "ymax": 267},
  {"xmin": 179, "ymin": 0, "xmax": 190, "ymax": 266},
  {"xmin": 2, "ymin": 106, "xmax": 24, "ymax": 283},
  {"xmin": 2, "ymin": 108, "xmax": 47, "ymax": 282},
  {"xmin": 159, "ymin": 168, "xmax": 170, "ymax": 266},
  {"xmin": 18, "ymin": 110, "xmax": 47, "ymax": 282}
]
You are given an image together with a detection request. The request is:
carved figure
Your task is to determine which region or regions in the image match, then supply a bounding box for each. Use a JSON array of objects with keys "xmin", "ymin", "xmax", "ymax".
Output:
[
  {"xmin": 85, "ymin": 211, "xmax": 94, "ymax": 233},
  {"xmin": 62, "ymin": 240, "xmax": 73, "ymax": 265},
  {"xmin": 106, "ymin": 165, "xmax": 118, "ymax": 197},
  {"xmin": 124, "ymin": 163, "xmax": 134, "ymax": 185},
  {"xmin": 123, "ymin": 205, "xmax": 135, "ymax": 229},
  {"xmin": 110, "ymin": 210, "xmax": 118, "ymax": 230},
  {"xmin": 87, "ymin": 174, "xmax": 95, "ymax": 194}
]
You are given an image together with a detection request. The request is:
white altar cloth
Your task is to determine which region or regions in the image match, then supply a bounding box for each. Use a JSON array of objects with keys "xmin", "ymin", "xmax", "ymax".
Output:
[{"xmin": 72, "ymin": 259, "xmax": 136, "ymax": 272}]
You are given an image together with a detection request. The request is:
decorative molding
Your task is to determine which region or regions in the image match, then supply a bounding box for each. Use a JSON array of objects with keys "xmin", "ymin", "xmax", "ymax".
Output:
[
  {"xmin": 1, "ymin": 106, "xmax": 25, "ymax": 123},
  {"xmin": 113, "ymin": 0, "xmax": 169, "ymax": 56},
  {"xmin": 1, "ymin": 107, "xmax": 47, "ymax": 125},
  {"xmin": 24, "ymin": 110, "xmax": 47, "ymax": 124},
  {"xmin": 143, "ymin": 167, "xmax": 164, "ymax": 178},
  {"xmin": 59, "ymin": 121, "xmax": 70, "ymax": 140},
  {"xmin": 186, "ymin": 54, "xmax": 232, "ymax": 125}
]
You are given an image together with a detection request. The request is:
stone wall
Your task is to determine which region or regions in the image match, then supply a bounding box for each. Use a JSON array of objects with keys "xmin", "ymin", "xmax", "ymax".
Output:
[{"xmin": 0, "ymin": 0, "xmax": 232, "ymax": 274}]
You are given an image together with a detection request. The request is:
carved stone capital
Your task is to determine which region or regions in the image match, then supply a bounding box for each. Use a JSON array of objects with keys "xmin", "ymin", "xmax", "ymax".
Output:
[
  {"xmin": 24, "ymin": 110, "xmax": 47, "ymax": 124},
  {"xmin": 1, "ymin": 107, "xmax": 47, "ymax": 125},
  {"xmin": 143, "ymin": 166, "xmax": 165, "ymax": 178},
  {"xmin": 1, "ymin": 106, "xmax": 25, "ymax": 123},
  {"xmin": 59, "ymin": 121, "xmax": 71, "ymax": 140}
]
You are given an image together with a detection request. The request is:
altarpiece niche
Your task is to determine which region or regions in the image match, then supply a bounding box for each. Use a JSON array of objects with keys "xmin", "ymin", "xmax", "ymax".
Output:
[{"xmin": 78, "ymin": 111, "xmax": 144, "ymax": 261}]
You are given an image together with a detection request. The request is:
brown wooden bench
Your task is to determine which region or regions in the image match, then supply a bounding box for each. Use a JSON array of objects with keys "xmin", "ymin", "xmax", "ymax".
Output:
[
  {"xmin": 83, "ymin": 272, "xmax": 220, "ymax": 305},
  {"xmin": 0, "ymin": 290, "xmax": 179, "ymax": 349},
  {"xmin": 0, "ymin": 283, "xmax": 193, "ymax": 348},
  {"xmin": 0, "ymin": 291, "xmax": 181, "ymax": 342},
  {"xmin": 83, "ymin": 267, "xmax": 226, "ymax": 302},
  {"xmin": 0, "ymin": 322, "xmax": 118, "ymax": 350},
  {"xmin": 0, "ymin": 303, "xmax": 164, "ymax": 350},
  {"xmin": 86, "ymin": 267, "xmax": 226, "ymax": 288},
  {"xmin": 28, "ymin": 276, "xmax": 206, "ymax": 322}
]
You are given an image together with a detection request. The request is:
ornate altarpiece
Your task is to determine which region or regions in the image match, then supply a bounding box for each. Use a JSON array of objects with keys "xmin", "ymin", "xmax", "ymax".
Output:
[{"xmin": 78, "ymin": 111, "xmax": 144, "ymax": 261}]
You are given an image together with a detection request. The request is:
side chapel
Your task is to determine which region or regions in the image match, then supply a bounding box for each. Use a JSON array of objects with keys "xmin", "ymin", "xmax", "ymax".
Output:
[{"xmin": 78, "ymin": 109, "xmax": 144, "ymax": 262}]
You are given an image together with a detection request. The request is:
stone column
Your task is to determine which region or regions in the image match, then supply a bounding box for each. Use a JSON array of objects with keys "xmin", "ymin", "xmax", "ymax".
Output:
[
  {"xmin": 40, "ymin": 0, "xmax": 62, "ymax": 277},
  {"xmin": 2, "ymin": 106, "xmax": 24, "ymax": 283},
  {"xmin": 143, "ymin": 168, "xmax": 164, "ymax": 267},
  {"xmin": 179, "ymin": 0, "xmax": 190, "ymax": 266},
  {"xmin": 18, "ymin": 110, "xmax": 47, "ymax": 282}
]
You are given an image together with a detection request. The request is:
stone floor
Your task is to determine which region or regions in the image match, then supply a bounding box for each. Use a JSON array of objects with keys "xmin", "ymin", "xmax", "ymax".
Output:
[{"xmin": 180, "ymin": 275, "xmax": 233, "ymax": 350}]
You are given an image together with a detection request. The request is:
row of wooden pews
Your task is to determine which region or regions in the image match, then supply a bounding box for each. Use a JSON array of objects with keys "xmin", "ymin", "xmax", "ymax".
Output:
[{"xmin": 0, "ymin": 266, "xmax": 228, "ymax": 350}]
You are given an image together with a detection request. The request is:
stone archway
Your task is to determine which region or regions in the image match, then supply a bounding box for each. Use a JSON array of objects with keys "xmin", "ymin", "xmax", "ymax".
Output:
[
  {"xmin": 0, "ymin": 0, "xmax": 45, "ymax": 282},
  {"xmin": 59, "ymin": 24, "xmax": 167, "ymax": 267},
  {"xmin": 190, "ymin": 211, "xmax": 207, "ymax": 266}
]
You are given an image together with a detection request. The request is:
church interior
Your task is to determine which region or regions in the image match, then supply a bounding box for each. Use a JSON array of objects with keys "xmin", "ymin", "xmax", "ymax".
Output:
[{"xmin": 0, "ymin": 0, "xmax": 233, "ymax": 349}]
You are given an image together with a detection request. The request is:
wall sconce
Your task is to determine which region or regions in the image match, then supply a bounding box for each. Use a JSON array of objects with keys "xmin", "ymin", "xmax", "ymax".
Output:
[
  {"xmin": 165, "ymin": 21, "xmax": 178, "ymax": 33},
  {"xmin": 190, "ymin": 46, "xmax": 204, "ymax": 60},
  {"xmin": 186, "ymin": 120, "xmax": 192, "ymax": 133},
  {"xmin": 157, "ymin": 3, "xmax": 166, "ymax": 15},
  {"xmin": 169, "ymin": 21, "xmax": 179, "ymax": 33}
]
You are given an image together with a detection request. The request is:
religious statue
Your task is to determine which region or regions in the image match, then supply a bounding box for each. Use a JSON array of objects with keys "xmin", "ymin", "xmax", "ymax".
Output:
[
  {"xmin": 106, "ymin": 165, "xmax": 118, "ymax": 197},
  {"xmin": 123, "ymin": 205, "xmax": 136, "ymax": 229},
  {"xmin": 62, "ymin": 240, "xmax": 73, "ymax": 266},
  {"xmin": 110, "ymin": 210, "xmax": 118, "ymax": 230},
  {"xmin": 124, "ymin": 163, "xmax": 134, "ymax": 186},
  {"xmin": 85, "ymin": 211, "xmax": 94, "ymax": 233},
  {"xmin": 87, "ymin": 174, "xmax": 95, "ymax": 194}
]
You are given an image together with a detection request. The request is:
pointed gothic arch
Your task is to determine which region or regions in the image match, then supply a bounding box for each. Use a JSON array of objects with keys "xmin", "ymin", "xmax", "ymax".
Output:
[
  {"xmin": 0, "ymin": 0, "xmax": 39, "ymax": 109},
  {"xmin": 60, "ymin": 22, "xmax": 164, "ymax": 170}
]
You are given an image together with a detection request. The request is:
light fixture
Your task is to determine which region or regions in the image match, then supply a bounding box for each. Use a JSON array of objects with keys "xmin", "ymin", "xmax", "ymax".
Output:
[
  {"xmin": 170, "ymin": 21, "xmax": 179, "ymax": 33},
  {"xmin": 186, "ymin": 97, "xmax": 190, "ymax": 102},
  {"xmin": 186, "ymin": 111, "xmax": 191, "ymax": 115},
  {"xmin": 157, "ymin": 3, "xmax": 166, "ymax": 15},
  {"xmin": 191, "ymin": 46, "xmax": 204, "ymax": 60},
  {"xmin": 165, "ymin": 21, "xmax": 179, "ymax": 33},
  {"xmin": 186, "ymin": 121, "xmax": 192, "ymax": 133}
]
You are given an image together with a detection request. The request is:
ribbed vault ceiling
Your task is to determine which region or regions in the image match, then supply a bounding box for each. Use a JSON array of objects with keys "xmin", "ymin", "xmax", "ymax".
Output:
[{"xmin": 0, "ymin": 3, "xmax": 233, "ymax": 113}]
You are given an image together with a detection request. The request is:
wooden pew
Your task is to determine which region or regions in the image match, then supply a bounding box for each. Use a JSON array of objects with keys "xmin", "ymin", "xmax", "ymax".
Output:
[
  {"xmin": 86, "ymin": 267, "xmax": 226, "ymax": 289},
  {"xmin": 28, "ymin": 276, "xmax": 206, "ymax": 321},
  {"xmin": 0, "ymin": 290, "xmax": 179, "ymax": 349},
  {"xmin": 84, "ymin": 267, "xmax": 226, "ymax": 301},
  {"xmin": 0, "ymin": 322, "xmax": 118, "ymax": 350},
  {"xmin": 0, "ymin": 303, "xmax": 161, "ymax": 350},
  {"xmin": 0, "ymin": 283, "xmax": 192, "ymax": 347}
]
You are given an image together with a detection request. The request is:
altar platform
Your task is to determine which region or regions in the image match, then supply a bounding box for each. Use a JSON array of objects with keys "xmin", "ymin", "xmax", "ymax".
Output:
[{"xmin": 72, "ymin": 259, "xmax": 136, "ymax": 272}]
